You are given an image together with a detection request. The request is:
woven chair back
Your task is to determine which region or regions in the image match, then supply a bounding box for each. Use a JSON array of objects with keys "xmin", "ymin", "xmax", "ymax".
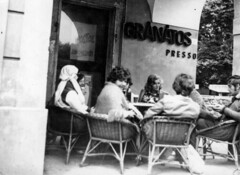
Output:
[
  {"xmin": 87, "ymin": 114, "xmax": 137, "ymax": 141},
  {"xmin": 154, "ymin": 119, "xmax": 192, "ymax": 145},
  {"xmin": 143, "ymin": 116, "xmax": 194, "ymax": 145}
]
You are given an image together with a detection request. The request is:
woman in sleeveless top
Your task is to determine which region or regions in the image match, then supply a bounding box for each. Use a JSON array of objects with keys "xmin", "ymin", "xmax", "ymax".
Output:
[{"xmin": 139, "ymin": 74, "xmax": 168, "ymax": 103}]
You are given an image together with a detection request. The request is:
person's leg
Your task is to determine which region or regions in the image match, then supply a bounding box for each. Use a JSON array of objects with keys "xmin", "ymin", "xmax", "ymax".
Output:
[
  {"xmin": 190, "ymin": 118, "xmax": 220, "ymax": 147},
  {"xmin": 73, "ymin": 116, "xmax": 88, "ymax": 133},
  {"xmin": 190, "ymin": 119, "xmax": 209, "ymax": 147},
  {"xmin": 175, "ymin": 129, "xmax": 198, "ymax": 163},
  {"xmin": 196, "ymin": 118, "xmax": 219, "ymax": 130},
  {"xmin": 190, "ymin": 131, "xmax": 197, "ymax": 148}
]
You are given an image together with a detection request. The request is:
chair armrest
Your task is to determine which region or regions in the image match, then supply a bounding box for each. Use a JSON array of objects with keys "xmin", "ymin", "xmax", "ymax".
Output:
[
  {"xmin": 62, "ymin": 107, "xmax": 86, "ymax": 116},
  {"xmin": 141, "ymin": 115, "xmax": 195, "ymax": 125},
  {"xmin": 153, "ymin": 115, "xmax": 195, "ymax": 123},
  {"xmin": 87, "ymin": 112, "xmax": 137, "ymax": 125},
  {"xmin": 196, "ymin": 120, "xmax": 237, "ymax": 134},
  {"xmin": 49, "ymin": 106, "xmax": 89, "ymax": 119},
  {"xmin": 85, "ymin": 112, "xmax": 109, "ymax": 120}
]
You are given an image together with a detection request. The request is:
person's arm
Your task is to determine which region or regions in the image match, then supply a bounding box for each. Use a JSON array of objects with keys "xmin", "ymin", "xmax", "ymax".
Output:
[
  {"xmin": 144, "ymin": 101, "xmax": 164, "ymax": 119},
  {"xmin": 128, "ymin": 103, "xmax": 143, "ymax": 120},
  {"xmin": 189, "ymin": 89, "xmax": 204, "ymax": 107},
  {"xmin": 213, "ymin": 104, "xmax": 240, "ymax": 122},
  {"xmin": 66, "ymin": 91, "xmax": 88, "ymax": 114},
  {"xmin": 223, "ymin": 107, "xmax": 240, "ymax": 122},
  {"xmin": 199, "ymin": 108, "xmax": 221, "ymax": 120},
  {"xmin": 199, "ymin": 108, "xmax": 211, "ymax": 119},
  {"xmin": 107, "ymin": 109, "xmax": 135, "ymax": 122}
]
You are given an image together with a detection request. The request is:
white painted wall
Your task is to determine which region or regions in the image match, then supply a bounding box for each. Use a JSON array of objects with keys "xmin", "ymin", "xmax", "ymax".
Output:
[
  {"xmin": 122, "ymin": 0, "xmax": 202, "ymax": 95},
  {"xmin": 122, "ymin": 24, "xmax": 198, "ymax": 95},
  {"xmin": 0, "ymin": 0, "xmax": 53, "ymax": 174},
  {"xmin": 151, "ymin": 0, "xmax": 206, "ymax": 30}
]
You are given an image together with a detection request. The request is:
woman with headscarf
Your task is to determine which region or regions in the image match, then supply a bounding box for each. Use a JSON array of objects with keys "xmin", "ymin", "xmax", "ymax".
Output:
[
  {"xmin": 54, "ymin": 65, "xmax": 88, "ymax": 114},
  {"xmin": 46, "ymin": 65, "xmax": 89, "ymax": 147}
]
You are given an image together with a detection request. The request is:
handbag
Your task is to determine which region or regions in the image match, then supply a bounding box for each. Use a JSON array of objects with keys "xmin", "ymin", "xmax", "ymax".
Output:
[{"xmin": 183, "ymin": 145, "xmax": 205, "ymax": 174}]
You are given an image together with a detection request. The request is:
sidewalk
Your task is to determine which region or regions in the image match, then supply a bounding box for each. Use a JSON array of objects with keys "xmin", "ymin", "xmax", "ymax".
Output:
[{"xmin": 44, "ymin": 142, "xmax": 238, "ymax": 175}]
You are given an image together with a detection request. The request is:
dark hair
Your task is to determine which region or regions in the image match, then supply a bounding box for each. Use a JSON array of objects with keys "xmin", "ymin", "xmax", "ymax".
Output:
[
  {"xmin": 228, "ymin": 75, "xmax": 240, "ymax": 88},
  {"xmin": 77, "ymin": 73, "xmax": 85, "ymax": 82},
  {"xmin": 144, "ymin": 74, "xmax": 162, "ymax": 93},
  {"xmin": 107, "ymin": 66, "xmax": 131, "ymax": 83},
  {"xmin": 172, "ymin": 73, "xmax": 195, "ymax": 96},
  {"xmin": 125, "ymin": 68, "xmax": 133, "ymax": 86}
]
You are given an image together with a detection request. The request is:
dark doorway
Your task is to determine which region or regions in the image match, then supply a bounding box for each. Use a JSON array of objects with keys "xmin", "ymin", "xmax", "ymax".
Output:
[
  {"xmin": 46, "ymin": 0, "xmax": 125, "ymax": 106},
  {"xmin": 56, "ymin": 2, "xmax": 110, "ymax": 106}
]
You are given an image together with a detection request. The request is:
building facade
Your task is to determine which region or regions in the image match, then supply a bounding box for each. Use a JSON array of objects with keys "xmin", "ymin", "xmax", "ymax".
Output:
[{"xmin": 0, "ymin": 0, "xmax": 239, "ymax": 174}]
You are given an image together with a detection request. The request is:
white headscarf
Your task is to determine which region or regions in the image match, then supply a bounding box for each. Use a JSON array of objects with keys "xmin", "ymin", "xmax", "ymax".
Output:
[{"xmin": 54, "ymin": 65, "xmax": 85, "ymax": 108}]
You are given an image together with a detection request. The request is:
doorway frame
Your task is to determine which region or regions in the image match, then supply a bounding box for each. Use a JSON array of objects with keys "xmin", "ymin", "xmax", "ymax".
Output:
[{"xmin": 46, "ymin": 0, "xmax": 126, "ymax": 103}]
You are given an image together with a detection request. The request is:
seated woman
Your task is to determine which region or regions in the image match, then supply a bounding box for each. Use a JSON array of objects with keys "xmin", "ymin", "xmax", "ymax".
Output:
[
  {"xmin": 170, "ymin": 74, "xmax": 216, "ymax": 119},
  {"xmin": 54, "ymin": 65, "xmax": 88, "ymax": 113},
  {"xmin": 94, "ymin": 66, "xmax": 143, "ymax": 122},
  {"xmin": 138, "ymin": 74, "xmax": 169, "ymax": 103},
  {"xmin": 143, "ymin": 73, "xmax": 200, "ymax": 161},
  {"xmin": 53, "ymin": 65, "xmax": 89, "ymax": 132},
  {"xmin": 144, "ymin": 73, "xmax": 200, "ymax": 119}
]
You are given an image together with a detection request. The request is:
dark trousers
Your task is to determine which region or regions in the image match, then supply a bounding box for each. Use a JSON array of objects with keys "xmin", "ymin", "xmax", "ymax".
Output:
[
  {"xmin": 194, "ymin": 118, "xmax": 237, "ymax": 155},
  {"xmin": 196, "ymin": 118, "xmax": 220, "ymax": 130}
]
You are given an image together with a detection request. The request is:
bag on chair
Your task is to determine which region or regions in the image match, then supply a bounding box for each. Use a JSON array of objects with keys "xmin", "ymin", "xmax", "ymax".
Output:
[{"xmin": 184, "ymin": 145, "xmax": 205, "ymax": 174}]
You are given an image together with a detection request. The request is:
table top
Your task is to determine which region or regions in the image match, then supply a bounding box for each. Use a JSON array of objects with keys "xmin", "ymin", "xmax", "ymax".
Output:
[{"xmin": 131, "ymin": 102, "xmax": 154, "ymax": 107}]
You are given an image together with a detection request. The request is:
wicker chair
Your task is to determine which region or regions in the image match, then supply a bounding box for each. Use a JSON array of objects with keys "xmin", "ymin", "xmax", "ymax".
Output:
[
  {"xmin": 196, "ymin": 120, "xmax": 240, "ymax": 170},
  {"xmin": 141, "ymin": 116, "xmax": 196, "ymax": 175},
  {"xmin": 47, "ymin": 106, "xmax": 88, "ymax": 164},
  {"xmin": 80, "ymin": 113, "xmax": 139, "ymax": 174}
]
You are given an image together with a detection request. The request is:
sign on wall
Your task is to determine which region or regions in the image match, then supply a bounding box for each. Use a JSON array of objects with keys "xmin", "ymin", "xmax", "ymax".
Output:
[
  {"xmin": 124, "ymin": 21, "xmax": 197, "ymax": 59},
  {"xmin": 124, "ymin": 21, "xmax": 192, "ymax": 46},
  {"xmin": 70, "ymin": 22, "xmax": 96, "ymax": 61}
]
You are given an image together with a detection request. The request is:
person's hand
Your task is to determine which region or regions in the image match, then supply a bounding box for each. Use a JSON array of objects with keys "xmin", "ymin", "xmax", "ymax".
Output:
[
  {"xmin": 212, "ymin": 104, "xmax": 225, "ymax": 113},
  {"xmin": 209, "ymin": 110, "xmax": 222, "ymax": 119},
  {"xmin": 206, "ymin": 105, "xmax": 214, "ymax": 111},
  {"xmin": 149, "ymin": 97, "xmax": 155, "ymax": 103},
  {"xmin": 142, "ymin": 96, "xmax": 148, "ymax": 102},
  {"xmin": 90, "ymin": 107, "xmax": 95, "ymax": 113},
  {"xmin": 205, "ymin": 105, "xmax": 222, "ymax": 120}
]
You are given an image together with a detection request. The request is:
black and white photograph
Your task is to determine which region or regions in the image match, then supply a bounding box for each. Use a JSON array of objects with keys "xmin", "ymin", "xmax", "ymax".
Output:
[{"xmin": 0, "ymin": 0, "xmax": 239, "ymax": 175}]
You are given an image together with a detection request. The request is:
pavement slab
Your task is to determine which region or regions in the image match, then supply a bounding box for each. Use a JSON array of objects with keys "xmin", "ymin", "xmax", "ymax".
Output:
[{"xmin": 44, "ymin": 146, "xmax": 238, "ymax": 175}]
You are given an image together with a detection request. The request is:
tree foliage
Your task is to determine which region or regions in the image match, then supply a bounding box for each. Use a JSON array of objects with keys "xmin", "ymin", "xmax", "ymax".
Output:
[{"xmin": 197, "ymin": 0, "xmax": 233, "ymax": 87}]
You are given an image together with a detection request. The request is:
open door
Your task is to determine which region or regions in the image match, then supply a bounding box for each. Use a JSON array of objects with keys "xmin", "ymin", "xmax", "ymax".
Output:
[
  {"xmin": 57, "ymin": 3, "xmax": 110, "ymax": 106},
  {"xmin": 47, "ymin": 0, "xmax": 125, "ymax": 107}
]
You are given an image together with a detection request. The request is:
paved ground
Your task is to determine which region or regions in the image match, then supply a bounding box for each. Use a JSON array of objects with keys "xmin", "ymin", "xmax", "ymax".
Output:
[{"xmin": 44, "ymin": 139, "xmax": 239, "ymax": 175}]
